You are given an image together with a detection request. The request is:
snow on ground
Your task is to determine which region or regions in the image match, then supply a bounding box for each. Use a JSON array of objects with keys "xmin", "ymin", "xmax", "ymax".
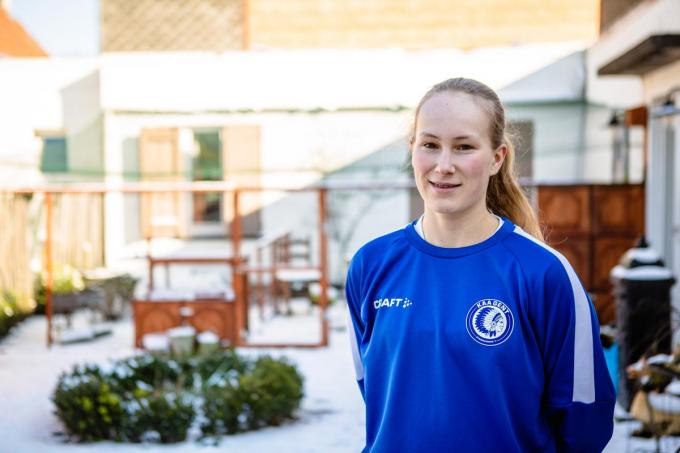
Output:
[
  {"xmin": 0, "ymin": 301, "xmax": 365, "ymax": 453},
  {"xmin": 1, "ymin": 297, "xmax": 679, "ymax": 452}
]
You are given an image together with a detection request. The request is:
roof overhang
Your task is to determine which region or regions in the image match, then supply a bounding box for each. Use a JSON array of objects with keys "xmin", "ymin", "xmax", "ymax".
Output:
[{"xmin": 598, "ymin": 34, "xmax": 680, "ymax": 76}]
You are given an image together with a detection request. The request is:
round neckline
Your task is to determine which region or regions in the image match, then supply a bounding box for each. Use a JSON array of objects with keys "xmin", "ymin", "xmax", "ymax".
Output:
[{"xmin": 403, "ymin": 216, "xmax": 515, "ymax": 258}]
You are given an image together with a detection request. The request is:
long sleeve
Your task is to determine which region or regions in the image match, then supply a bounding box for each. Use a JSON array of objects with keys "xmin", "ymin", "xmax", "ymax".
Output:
[
  {"xmin": 345, "ymin": 255, "xmax": 366, "ymax": 401},
  {"xmin": 531, "ymin": 258, "xmax": 616, "ymax": 452}
]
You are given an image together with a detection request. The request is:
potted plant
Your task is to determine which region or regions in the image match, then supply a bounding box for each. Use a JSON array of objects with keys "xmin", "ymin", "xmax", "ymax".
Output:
[{"xmin": 33, "ymin": 264, "xmax": 85, "ymax": 318}]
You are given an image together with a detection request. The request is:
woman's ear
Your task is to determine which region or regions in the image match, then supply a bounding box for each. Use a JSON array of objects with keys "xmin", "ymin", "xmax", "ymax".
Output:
[{"xmin": 490, "ymin": 144, "xmax": 508, "ymax": 175}]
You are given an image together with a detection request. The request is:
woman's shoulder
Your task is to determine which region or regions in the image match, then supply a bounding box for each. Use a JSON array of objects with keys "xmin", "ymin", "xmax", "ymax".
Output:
[
  {"xmin": 501, "ymin": 224, "xmax": 576, "ymax": 280},
  {"xmin": 349, "ymin": 225, "xmax": 410, "ymax": 266}
]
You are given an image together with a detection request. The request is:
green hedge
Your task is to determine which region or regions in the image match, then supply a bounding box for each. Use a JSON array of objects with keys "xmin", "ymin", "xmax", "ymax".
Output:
[
  {"xmin": 53, "ymin": 350, "xmax": 304, "ymax": 443},
  {"xmin": 0, "ymin": 291, "xmax": 28, "ymax": 339}
]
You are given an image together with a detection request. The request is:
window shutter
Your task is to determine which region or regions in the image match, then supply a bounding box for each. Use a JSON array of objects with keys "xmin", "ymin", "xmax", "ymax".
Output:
[
  {"xmin": 139, "ymin": 128, "xmax": 188, "ymax": 238},
  {"xmin": 221, "ymin": 125, "xmax": 262, "ymax": 237}
]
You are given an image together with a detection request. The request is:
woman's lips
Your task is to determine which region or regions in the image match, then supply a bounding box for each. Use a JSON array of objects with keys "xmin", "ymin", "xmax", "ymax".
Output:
[{"xmin": 429, "ymin": 181, "xmax": 462, "ymax": 191}]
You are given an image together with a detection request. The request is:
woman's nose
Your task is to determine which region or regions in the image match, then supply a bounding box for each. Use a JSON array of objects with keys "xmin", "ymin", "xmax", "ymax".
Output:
[{"xmin": 435, "ymin": 151, "xmax": 455, "ymax": 174}]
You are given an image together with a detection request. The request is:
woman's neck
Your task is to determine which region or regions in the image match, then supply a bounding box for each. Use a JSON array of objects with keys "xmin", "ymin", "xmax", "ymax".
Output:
[{"xmin": 422, "ymin": 208, "xmax": 500, "ymax": 248}]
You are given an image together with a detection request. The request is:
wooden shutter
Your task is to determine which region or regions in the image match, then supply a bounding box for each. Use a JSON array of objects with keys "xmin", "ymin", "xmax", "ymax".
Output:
[
  {"xmin": 139, "ymin": 128, "xmax": 188, "ymax": 238},
  {"xmin": 221, "ymin": 125, "xmax": 262, "ymax": 237}
]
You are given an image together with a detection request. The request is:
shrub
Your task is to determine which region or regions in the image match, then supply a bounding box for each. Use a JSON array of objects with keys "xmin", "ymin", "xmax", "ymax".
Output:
[
  {"xmin": 240, "ymin": 356, "xmax": 305, "ymax": 429},
  {"xmin": 0, "ymin": 290, "xmax": 28, "ymax": 339},
  {"xmin": 53, "ymin": 350, "xmax": 304, "ymax": 444},
  {"xmin": 201, "ymin": 382, "xmax": 244, "ymax": 435},
  {"xmin": 134, "ymin": 393, "xmax": 196, "ymax": 443},
  {"xmin": 52, "ymin": 365, "xmax": 126, "ymax": 442},
  {"xmin": 108, "ymin": 354, "xmax": 184, "ymax": 394}
]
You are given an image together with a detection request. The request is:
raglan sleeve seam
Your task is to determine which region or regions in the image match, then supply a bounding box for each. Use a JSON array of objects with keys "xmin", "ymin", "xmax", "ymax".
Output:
[{"xmin": 499, "ymin": 241, "xmax": 534, "ymax": 317}]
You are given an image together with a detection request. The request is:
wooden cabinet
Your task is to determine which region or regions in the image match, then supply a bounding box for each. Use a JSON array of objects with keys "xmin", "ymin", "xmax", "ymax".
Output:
[
  {"xmin": 539, "ymin": 186, "xmax": 591, "ymax": 235},
  {"xmin": 592, "ymin": 185, "xmax": 644, "ymax": 235},
  {"xmin": 132, "ymin": 299, "xmax": 237, "ymax": 348},
  {"xmin": 537, "ymin": 184, "xmax": 644, "ymax": 325}
]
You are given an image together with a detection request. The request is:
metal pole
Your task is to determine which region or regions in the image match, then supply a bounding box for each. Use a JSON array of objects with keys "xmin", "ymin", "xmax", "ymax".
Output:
[
  {"xmin": 318, "ymin": 188, "xmax": 329, "ymax": 346},
  {"xmin": 45, "ymin": 192, "xmax": 53, "ymax": 347},
  {"xmin": 146, "ymin": 236, "xmax": 154, "ymax": 292}
]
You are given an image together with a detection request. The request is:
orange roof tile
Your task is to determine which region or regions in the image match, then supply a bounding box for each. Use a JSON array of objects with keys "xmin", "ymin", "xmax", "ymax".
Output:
[{"xmin": 0, "ymin": 8, "xmax": 47, "ymax": 57}]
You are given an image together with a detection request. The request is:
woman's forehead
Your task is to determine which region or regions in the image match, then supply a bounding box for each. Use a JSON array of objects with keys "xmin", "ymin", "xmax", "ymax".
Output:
[{"xmin": 416, "ymin": 91, "xmax": 491, "ymax": 138}]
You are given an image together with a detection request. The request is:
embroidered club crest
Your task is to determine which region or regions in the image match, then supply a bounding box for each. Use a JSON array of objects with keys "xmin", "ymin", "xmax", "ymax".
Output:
[{"xmin": 465, "ymin": 299, "xmax": 514, "ymax": 346}]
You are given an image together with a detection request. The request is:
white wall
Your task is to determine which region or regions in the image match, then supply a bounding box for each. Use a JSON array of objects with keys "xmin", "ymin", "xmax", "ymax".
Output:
[
  {"xmin": 100, "ymin": 110, "xmax": 413, "ymax": 276},
  {"xmin": 0, "ymin": 58, "xmax": 97, "ymax": 185},
  {"xmin": 586, "ymin": 0, "xmax": 680, "ymax": 108},
  {"xmin": 507, "ymin": 102, "xmax": 644, "ymax": 184}
]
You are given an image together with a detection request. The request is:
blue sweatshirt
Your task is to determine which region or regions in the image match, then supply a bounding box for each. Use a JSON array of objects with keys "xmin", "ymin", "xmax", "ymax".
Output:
[{"xmin": 346, "ymin": 218, "xmax": 615, "ymax": 452}]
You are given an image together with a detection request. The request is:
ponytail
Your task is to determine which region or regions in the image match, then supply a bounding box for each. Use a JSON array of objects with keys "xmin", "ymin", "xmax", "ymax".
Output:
[{"xmin": 487, "ymin": 135, "xmax": 543, "ymax": 241}]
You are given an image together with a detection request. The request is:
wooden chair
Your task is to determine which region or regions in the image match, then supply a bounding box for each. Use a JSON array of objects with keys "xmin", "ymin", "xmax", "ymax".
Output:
[{"xmin": 271, "ymin": 234, "xmax": 320, "ymax": 315}]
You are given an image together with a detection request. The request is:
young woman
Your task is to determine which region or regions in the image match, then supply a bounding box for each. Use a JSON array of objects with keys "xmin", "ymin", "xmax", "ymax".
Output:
[{"xmin": 345, "ymin": 78, "xmax": 615, "ymax": 452}]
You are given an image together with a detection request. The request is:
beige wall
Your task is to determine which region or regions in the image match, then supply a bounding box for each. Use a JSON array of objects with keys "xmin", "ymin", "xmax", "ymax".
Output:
[
  {"xmin": 101, "ymin": 0, "xmax": 244, "ymax": 52},
  {"xmin": 249, "ymin": 0, "xmax": 599, "ymax": 49},
  {"xmin": 100, "ymin": 0, "xmax": 598, "ymax": 52}
]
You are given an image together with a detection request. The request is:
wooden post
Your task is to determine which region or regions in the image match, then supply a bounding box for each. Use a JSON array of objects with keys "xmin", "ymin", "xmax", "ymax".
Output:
[
  {"xmin": 231, "ymin": 189, "xmax": 244, "ymax": 345},
  {"xmin": 256, "ymin": 247, "xmax": 264, "ymax": 320},
  {"xmin": 318, "ymin": 188, "xmax": 329, "ymax": 346},
  {"xmin": 45, "ymin": 192, "xmax": 54, "ymax": 347}
]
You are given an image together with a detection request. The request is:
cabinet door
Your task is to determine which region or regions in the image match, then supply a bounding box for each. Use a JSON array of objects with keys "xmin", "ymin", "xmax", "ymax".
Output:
[
  {"xmin": 133, "ymin": 301, "xmax": 181, "ymax": 347},
  {"xmin": 548, "ymin": 236, "xmax": 591, "ymax": 289},
  {"xmin": 593, "ymin": 185, "xmax": 644, "ymax": 235},
  {"xmin": 190, "ymin": 302, "xmax": 237, "ymax": 345},
  {"xmin": 538, "ymin": 186, "xmax": 590, "ymax": 236},
  {"xmin": 594, "ymin": 237, "xmax": 636, "ymax": 290}
]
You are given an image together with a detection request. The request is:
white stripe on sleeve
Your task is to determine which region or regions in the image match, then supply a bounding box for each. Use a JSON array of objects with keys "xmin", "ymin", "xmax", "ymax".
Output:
[
  {"xmin": 513, "ymin": 226, "xmax": 596, "ymax": 404},
  {"xmin": 347, "ymin": 311, "xmax": 364, "ymax": 381}
]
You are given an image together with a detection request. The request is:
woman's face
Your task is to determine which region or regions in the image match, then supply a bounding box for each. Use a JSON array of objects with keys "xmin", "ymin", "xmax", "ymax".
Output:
[{"xmin": 411, "ymin": 91, "xmax": 506, "ymax": 220}]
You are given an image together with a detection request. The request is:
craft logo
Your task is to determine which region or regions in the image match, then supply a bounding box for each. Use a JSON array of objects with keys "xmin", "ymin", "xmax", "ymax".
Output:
[
  {"xmin": 373, "ymin": 297, "xmax": 413, "ymax": 310},
  {"xmin": 465, "ymin": 299, "xmax": 514, "ymax": 346}
]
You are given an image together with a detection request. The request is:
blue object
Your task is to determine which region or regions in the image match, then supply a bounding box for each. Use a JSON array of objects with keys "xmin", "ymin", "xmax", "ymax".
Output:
[
  {"xmin": 603, "ymin": 343, "xmax": 619, "ymax": 395},
  {"xmin": 345, "ymin": 218, "xmax": 616, "ymax": 453}
]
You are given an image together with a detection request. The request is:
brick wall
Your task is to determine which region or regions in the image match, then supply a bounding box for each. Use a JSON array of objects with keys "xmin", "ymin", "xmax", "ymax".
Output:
[
  {"xmin": 101, "ymin": 0, "xmax": 243, "ymax": 52},
  {"xmin": 249, "ymin": 0, "xmax": 599, "ymax": 49}
]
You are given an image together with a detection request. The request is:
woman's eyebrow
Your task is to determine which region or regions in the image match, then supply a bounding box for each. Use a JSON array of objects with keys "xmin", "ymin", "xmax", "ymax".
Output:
[{"xmin": 419, "ymin": 132, "xmax": 478, "ymax": 140}]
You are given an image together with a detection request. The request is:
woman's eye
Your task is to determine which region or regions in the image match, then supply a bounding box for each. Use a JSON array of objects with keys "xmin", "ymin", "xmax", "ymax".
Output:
[
  {"xmin": 456, "ymin": 144, "xmax": 473, "ymax": 151},
  {"xmin": 421, "ymin": 142, "xmax": 438, "ymax": 150}
]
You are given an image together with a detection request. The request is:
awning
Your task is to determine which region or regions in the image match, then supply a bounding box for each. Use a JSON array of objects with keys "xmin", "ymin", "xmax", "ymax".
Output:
[{"xmin": 598, "ymin": 34, "xmax": 680, "ymax": 76}]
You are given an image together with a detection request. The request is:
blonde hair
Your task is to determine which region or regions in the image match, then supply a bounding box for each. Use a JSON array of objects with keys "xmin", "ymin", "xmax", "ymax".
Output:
[{"xmin": 409, "ymin": 77, "xmax": 544, "ymax": 241}]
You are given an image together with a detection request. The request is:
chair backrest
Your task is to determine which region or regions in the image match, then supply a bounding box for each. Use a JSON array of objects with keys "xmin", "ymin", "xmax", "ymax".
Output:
[{"xmin": 272, "ymin": 234, "xmax": 312, "ymax": 266}]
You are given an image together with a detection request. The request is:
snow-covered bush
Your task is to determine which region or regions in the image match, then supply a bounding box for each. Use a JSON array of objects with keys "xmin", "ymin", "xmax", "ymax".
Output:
[
  {"xmin": 240, "ymin": 356, "xmax": 305, "ymax": 429},
  {"xmin": 51, "ymin": 365, "xmax": 127, "ymax": 442},
  {"xmin": 201, "ymin": 356, "xmax": 304, "ymax": 435},
  {"xmin": 52, "ymin": 350, "xmax": 304, "ymax": 443}
]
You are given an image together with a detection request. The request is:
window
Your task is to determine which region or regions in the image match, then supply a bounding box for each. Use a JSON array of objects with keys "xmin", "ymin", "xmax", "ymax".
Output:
[
  {"xmin": 192, "ymin": 130, "xmax": 222, "ymax": 223},
  {"xmin": 40, "ymin": 136, "xmax": 68, "ymax": 173}
]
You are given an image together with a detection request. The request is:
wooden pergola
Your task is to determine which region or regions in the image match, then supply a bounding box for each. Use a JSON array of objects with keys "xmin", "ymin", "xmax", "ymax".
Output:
[{"xmin": 1, "ymin": 180, "xmax": 414, "ymax": 348}]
